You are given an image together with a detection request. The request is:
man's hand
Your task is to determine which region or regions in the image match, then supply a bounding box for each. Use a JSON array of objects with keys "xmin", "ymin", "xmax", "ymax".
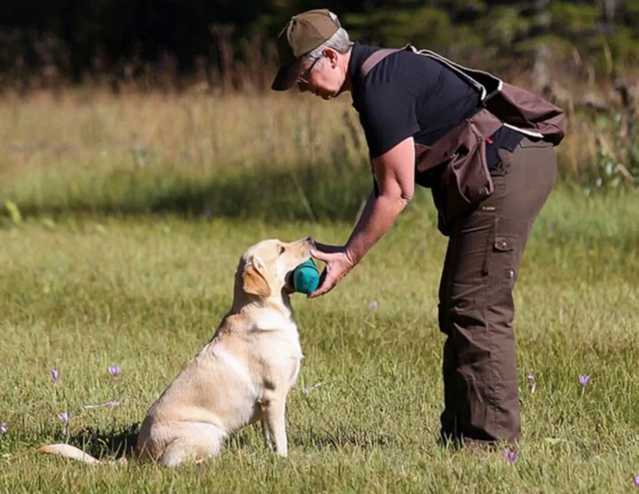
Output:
[{"xmin": 308, "ymin": 243, "xmax": 356, "ymax": 298}]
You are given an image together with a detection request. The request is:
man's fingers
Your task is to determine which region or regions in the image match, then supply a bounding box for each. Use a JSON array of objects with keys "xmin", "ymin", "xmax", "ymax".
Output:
[
  {"xmin": 308, "ymin": 269, "xmax": 333, "ymax": 298},
  {"xmin": 312, "ymin": 243, "xmax": 343, "ymax": 254},
  {"xmin": 308, "ymin": 282, "xmax": 333, "ymax": 298},
  {"xmin": 310, "ymin": 248, "xmax": 339, "ymax": 262},
  {"xmin": 309, "ymin": 248, "xmax": 326, "ymax": 261}
]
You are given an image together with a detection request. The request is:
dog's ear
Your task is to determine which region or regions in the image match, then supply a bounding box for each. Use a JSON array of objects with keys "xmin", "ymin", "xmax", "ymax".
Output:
[{"xmin": 242, "ymin": 257, "xmax": 271, "ymax": 298}]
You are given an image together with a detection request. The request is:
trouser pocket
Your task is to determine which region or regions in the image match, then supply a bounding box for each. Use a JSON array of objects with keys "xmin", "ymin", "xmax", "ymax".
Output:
[{"xmin": 488, "ymin": 234, "xmax": 518, "ymax": 289}]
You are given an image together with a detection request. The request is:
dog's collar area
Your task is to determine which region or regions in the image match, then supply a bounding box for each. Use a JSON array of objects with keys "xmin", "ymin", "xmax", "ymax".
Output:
[{"xmin": 284, "ymin": 271, "xmax": 295, "ymax": 292}]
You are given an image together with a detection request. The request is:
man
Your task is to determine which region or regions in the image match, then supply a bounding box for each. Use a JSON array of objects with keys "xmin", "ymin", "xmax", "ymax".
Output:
[{"xmin": 272, "ymin": 9, "xmax": 563, "ymax": 448}]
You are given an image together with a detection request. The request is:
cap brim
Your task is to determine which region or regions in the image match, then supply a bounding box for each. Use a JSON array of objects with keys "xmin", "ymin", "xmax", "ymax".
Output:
[{"xmin": 271, "ymin": 59, "xmax": 302, "ymax": 91}]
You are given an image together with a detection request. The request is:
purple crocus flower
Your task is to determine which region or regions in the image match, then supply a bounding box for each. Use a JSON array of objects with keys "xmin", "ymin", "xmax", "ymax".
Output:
[
  {"xmin": 503, "ymin": 448, "xmax": 518, "ymax": 464},
  {"xmin": 0, "ymin": 422, "xmax": 7, "ymax": 434},
  {"xmin": 579, "ymin": 375, "xmax": 591, "ymax": 387},
  {"xmin": 634, "ymin": 474, "xmax": 639, "ymax": 487},
  {"xmin": 50, "ymin": 368, "xmax": 59, "ymax": 384},
  {"xmin": 107, "ymin": 365, "xmax": 122, "ymax": 377},
  {"xmin": 57, "ymin": 411, "xmax": 69, "ymax": 424}
]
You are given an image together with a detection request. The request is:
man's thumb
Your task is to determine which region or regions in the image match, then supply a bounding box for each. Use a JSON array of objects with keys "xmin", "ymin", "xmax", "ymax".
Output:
[{"xmin": 310, "ymin": 248, "xmax": 332, "ymax": 261}]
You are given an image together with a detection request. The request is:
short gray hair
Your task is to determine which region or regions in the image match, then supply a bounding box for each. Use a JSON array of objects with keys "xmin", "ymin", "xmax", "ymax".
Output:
[{"xmin": 303, "ymin": 27, "xmax": 354, "ymax": 63}]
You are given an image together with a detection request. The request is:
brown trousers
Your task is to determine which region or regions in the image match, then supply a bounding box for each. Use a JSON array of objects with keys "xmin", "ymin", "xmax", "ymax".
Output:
[{"xmin": 437, "ymin": 137, "xmax": 557, "ymax": 445}]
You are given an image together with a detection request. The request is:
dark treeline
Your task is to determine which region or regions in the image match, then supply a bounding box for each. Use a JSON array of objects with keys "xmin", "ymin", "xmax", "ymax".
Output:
[{"xmin": 1, "ymin": 1, "xmax": 638, "ymax": 90}]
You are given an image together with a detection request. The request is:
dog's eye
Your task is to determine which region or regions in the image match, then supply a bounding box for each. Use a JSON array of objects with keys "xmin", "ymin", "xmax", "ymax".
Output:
[{"xmin": 278, "ymin": 246, "xmax": 286, "ymax": 255}]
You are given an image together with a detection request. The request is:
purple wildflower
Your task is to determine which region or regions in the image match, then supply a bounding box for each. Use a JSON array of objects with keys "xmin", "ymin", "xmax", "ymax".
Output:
[
  {"xmin": 634, "ymin": 474, "xmax": 639, "ymax": 487},
  {"xmin": 50, "ymin": 368, "xmax": 59, "ymax": 384},
  {"xmin": 503, "ymin": 448, "xmax": 518, "ymax": 464},
  {"xmin": 107, "ymin": 365, "xmax": 122, "ymax": 377},
  {"xmin": 0, "ymin": 422, "xmax": 7, "ymax": 434},
  {"xmin": 578, "ymin": 375, "xmax": 591, "ymax": 387},
  {"xmin": 57, "ymin": 411, "xmax": 69, "ymax": 424}
]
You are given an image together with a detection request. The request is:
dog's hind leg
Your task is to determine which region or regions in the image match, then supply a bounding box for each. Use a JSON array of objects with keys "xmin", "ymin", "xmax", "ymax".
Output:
[
  {"xmin": 158, "ymin": 437, "xmax": 222, "ymax": 467},
  {"xmin": 157, "ymin": 423, "xmax": 225, "ymax": 467},
  {"xmin": 158, "ymin": 440, "xmax": 197, "ymax": 467}
]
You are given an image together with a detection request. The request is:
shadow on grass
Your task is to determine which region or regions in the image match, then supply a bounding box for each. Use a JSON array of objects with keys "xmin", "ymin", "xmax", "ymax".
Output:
[
  {"xmin": 38, "ymin": 419, "xmax": 401, "ymax": 469},
  {"xmin": 11, "ymin": 162, "xmax": 373, "ymax": 223},
  {"xmin": 293, "ymin": 426, "xmax": 397, "ymax": 450},
  {"xmin": 223, "ymin": 426, "xmax": 396, "ymax": 453},
  {"xmin": 66, "ymin": 423, "xmax": 139, "ymax": 460},
  {"xmin": 61, "ymin": 423, "xmax": 395, "ymax": 462}
]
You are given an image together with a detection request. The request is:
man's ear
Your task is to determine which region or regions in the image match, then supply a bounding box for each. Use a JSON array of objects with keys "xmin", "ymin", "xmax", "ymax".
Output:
[
  {"xmin": 324, "ymin": 47, "xmax": 338, "ymax": 67},
  {"xmin": 242, "ymin": 257, "xmax": 271, "ymax": 298}
]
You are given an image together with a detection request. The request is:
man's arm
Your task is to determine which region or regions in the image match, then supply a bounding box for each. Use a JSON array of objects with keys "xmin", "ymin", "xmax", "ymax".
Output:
[
  {"xmin": 344, "ymin": 136, "xmax": 415, "ymax": 264},
  {"xmin": 309, "ymin": 136, "xmax": 415, "ymax": 297}
]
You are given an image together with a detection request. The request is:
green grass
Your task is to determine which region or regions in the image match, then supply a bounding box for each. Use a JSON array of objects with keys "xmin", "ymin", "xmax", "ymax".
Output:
[{"xmin": 1, "ymin": 181, "xmax": 638, "ymax": 493}]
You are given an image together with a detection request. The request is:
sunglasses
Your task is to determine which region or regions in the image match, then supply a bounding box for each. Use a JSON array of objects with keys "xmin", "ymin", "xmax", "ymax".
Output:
[{"xmin": 296, "ymin": 56, "xmax": 323, "ymax": 86}]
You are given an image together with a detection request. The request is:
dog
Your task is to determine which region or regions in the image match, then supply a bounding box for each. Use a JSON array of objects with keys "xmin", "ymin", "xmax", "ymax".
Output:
[{"xmin": 40, "ymin": 237, "xmax": 314, "ymax": 466}]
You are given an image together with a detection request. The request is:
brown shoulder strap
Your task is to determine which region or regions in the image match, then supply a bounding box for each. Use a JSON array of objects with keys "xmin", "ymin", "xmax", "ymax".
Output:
[
  {"xmin": 362, "ymin": 45, "xmax": 499, "ymax": 102},
  {"xmin": 360, "ymin": 48, "xmax": 403, "ymax": 78}
]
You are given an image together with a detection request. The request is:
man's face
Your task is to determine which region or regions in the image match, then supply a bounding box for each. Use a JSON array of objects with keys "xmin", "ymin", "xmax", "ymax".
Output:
[{"xmin": 296, "ymin": 50, "xmax": 344, "ymax": 99}]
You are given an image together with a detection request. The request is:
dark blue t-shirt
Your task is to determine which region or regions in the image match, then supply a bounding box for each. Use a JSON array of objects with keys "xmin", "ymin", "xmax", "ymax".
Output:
[{"xmin": 348, "ymin": 43, "xmax": 522, "ymax": 184}]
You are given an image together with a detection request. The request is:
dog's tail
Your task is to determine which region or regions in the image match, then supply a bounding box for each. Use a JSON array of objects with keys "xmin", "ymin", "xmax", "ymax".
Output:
[{"xmin": 38, "ymin": 444, "xmax": 101, "ymax": 464}]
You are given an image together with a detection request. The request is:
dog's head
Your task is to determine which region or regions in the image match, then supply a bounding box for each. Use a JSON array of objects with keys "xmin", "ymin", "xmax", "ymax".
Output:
[{"xmin": 236, "ymin": 237, "xmax": 314, "ymax": 301}]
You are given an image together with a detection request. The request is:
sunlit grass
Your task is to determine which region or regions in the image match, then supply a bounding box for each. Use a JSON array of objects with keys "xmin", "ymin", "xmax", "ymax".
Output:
[
  {"xmin": 0, "ymin": 89, "xmax": 638, "ymax": 492},
  {"xmin": 1, "ymin": 185, "xmax": 638, "ymax": 492}
]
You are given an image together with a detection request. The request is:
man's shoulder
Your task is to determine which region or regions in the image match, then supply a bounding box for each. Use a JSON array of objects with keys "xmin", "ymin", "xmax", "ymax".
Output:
[{"xmin": 354, "ymin": 48, "xmax": 433, "ymax": 105}]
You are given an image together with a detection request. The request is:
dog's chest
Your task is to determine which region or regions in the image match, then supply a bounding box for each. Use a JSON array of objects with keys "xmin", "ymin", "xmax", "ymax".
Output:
[
  {"xmin": 251, "ymin": 314, "xmax": 303, "ymax": 390},
  {"xmin": 254, "ymin": 313, "xmax": 302, "ymax": 357}
]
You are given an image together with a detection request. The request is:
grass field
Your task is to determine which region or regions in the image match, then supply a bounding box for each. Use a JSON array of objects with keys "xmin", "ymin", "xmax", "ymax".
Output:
[{"xmin": 1, "ymin": 91, "xmax": 638, "ymax": 492}]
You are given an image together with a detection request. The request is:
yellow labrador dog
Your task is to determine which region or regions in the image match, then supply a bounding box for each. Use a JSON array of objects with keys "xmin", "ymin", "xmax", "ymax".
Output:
[{"xmin": 40, "ymin": 237, "xmax": 313, "ymax": 466}]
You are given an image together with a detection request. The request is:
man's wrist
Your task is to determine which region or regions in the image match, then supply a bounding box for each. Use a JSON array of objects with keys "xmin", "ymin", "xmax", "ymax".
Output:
[{"xmin": 343, "ymin": 244, "xmax": 361, "ymax": 267}]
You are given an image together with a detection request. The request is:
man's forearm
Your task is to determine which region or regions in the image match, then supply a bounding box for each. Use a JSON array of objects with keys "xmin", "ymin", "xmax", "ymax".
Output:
[{"xmin": 344, "ymin": 190, "xmax": 408, "ymax": 264}]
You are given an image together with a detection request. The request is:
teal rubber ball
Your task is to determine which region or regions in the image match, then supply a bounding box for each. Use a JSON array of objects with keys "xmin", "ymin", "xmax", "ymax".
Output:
[{"xmin": 293, "ymin": 259, "xmax": 320, "ymax": 294}]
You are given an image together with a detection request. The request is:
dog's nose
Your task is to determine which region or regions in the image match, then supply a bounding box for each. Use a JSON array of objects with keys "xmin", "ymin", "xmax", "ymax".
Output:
[{"xmin": 304, "ymin": 236, "xmax": 315, "ymax": 247}]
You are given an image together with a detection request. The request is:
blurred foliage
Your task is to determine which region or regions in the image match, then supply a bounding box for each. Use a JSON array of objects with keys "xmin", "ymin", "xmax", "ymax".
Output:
[
  {"xmin": 549, "ymin": 2, "xmax": 599, "ymax": 34},
  {"xmin": 1, "ymin": 1, "xmax": 639, "ymax": 87},
  {"xmin": 585, "ymin": 111, "xmax": 639, "ymax": 192}
]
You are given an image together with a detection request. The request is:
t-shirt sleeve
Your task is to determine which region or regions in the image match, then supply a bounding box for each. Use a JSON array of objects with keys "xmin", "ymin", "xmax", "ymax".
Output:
[{"xmin": 359, "ymin": 83, "xmax": 419, "ymax": 159}]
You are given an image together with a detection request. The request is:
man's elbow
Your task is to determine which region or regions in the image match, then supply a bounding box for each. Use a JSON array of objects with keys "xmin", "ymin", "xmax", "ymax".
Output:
[
  {"xmin": 378, "ymin": 186, "xmax": 413, "ymax": 210},
  {"xmin": 400, "ymin": 187, "xmax": 414, "ymax": 205},
  {"xmin": 396, "ymin": 191, "xmax": 413, "ymax": 210}
]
